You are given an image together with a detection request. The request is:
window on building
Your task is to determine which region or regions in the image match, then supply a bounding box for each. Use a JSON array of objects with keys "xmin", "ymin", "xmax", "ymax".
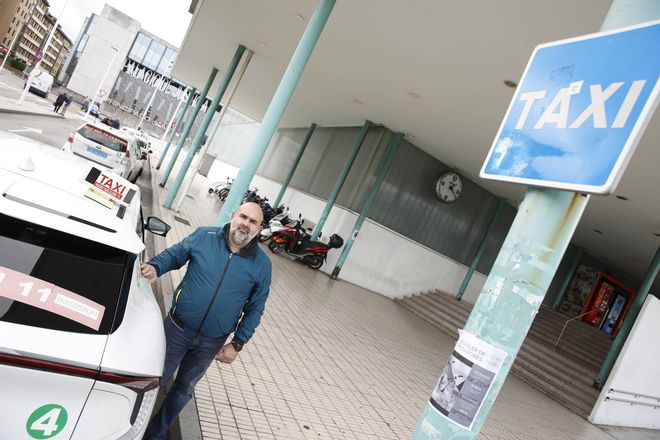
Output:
[
  {"xmin": 142, "ymin": 39, "xmax": 165, "ymax": 70},
  {"xmin": 128, "ymin": 32, "xmax": 150, "ymax": 63},
  {"xmin": 158, "ymin": 47, "xmax": 176, "ymax": 74}
]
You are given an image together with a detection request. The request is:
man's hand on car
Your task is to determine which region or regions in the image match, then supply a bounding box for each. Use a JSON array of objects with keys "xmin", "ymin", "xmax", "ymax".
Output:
[{"xmin": 140, "ymin": 263, "xmax": 158, "ymax": 283}]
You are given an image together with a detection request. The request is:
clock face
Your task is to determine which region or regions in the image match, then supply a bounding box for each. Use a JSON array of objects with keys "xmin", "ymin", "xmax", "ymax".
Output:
[{"xmin": 436, "ymin": 171, "xmax": 463, "ymax": 203}]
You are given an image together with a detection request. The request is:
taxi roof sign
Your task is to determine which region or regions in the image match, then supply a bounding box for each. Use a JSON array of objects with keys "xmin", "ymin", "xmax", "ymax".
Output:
[
  {"xmin": 480, "ymin": 19, "xmax": 660, "ymax": 194},
  {"xmin": 84, "ymin": 167, "xmax": 136, "ymax": 208}
]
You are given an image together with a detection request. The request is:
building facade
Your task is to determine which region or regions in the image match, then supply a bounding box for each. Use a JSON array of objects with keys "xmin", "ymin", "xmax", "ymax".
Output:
[
  {"xmin": 0, "ymin": 0, "xmax": 71, "ymax": 75},
  {"xmin": 60, "ymin": 4, "xmax": 216, "ymax": 138},
  {"xmin": 59, "ymin": 5, "xmax": 140, "ymax": 101},
  {"xmin": 42, "ymin": 13, "xmax": 71, "ymax": 76}
]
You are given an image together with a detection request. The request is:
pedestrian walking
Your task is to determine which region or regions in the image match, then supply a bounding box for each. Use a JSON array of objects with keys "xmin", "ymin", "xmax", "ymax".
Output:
[
  {"xmin": 53, "ymin": 92, "xmax": 66, "ymax": 112},
  {"xmin": 140, "ymin": 202, "xmax": 272, "ymax": 440},
  {"xmin": 59, "ymin": 94, "xmax": 73, "ymax": 116}
]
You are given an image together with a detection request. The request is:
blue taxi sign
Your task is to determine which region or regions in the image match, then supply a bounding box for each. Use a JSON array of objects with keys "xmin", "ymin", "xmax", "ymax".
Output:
[{"xmin": 480, "ymin": 19, "xmax": 660, "ymax": 194}]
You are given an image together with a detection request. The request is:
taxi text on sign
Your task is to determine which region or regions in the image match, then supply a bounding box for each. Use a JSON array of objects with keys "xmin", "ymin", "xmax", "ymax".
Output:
[{"xmin": 480, "ymin": 19, "xmax": 660, "ymax": 194}]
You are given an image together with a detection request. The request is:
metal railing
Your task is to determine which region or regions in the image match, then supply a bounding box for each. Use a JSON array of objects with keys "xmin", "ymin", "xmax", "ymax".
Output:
[
  {"xmin": 605, "ymin": 388, "xmax": 660, "ymax": 409},
  {"xmin": 553, "ymin": 306, "xmax": 605, "ymax": 350}
]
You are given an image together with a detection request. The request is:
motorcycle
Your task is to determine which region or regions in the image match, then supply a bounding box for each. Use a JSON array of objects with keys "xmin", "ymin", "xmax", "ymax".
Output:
[
  {"xmin": 258, "ymin": 208, "xmax": 293, "ymax": 243},
  {"xmin": 208, "ymin": 177, "xmax": 233, "ymax": 201},
  {"xmin": 267, "ymin": 216, "xmax": 343, "ymax": 269},
  {"xmin": 243, "ymin": 187, "xmax": 261, "ymax": 203}
]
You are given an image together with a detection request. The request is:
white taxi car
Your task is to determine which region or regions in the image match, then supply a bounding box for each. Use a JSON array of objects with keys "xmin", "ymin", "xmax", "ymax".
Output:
[
  {"xmin": 0, "ymin": 131, "xmax": 169, "ymax": 440},
  {"xmin": 63, "ymin": 122, "xmax": 145, "ymax": 183}
]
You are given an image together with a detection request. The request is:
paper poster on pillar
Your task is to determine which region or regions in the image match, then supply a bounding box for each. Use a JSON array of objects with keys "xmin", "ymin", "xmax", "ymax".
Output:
[{"xmin": 429, "ymin": 330, "xmax": 507, "ymax": 430}]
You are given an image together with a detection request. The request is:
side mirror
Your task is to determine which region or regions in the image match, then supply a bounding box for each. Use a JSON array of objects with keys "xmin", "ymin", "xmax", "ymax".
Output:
[{"xmin": 145, "ymin": 216, "xmax": 171, "ymax": 236}]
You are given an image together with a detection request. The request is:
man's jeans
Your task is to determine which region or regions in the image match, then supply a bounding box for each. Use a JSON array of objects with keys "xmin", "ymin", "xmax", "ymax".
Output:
[{"xmin": 145, "ymin": 315, "xmax": 227, "ymax": 440}]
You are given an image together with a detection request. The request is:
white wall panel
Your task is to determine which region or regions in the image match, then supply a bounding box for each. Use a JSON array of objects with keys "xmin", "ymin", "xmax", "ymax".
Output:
[
  {"xmin": 208, "ymin": 160, "xmax": 486, "ymax": 301},
  {"xmin": 589, "ymin": 295, "xmax": 660, "ymax": 429}
]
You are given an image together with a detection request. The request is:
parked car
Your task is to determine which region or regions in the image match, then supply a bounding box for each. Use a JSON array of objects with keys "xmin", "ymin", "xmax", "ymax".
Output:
[
  {"xmin": 0, "ymin": 130, "xmax": 171, "ymax": 440},
  {"xmin": 23, "ymin": 67, "xmax": 53, "ymax": 98},
  {"xmin": 82, "ymin": 101, "xmax": 101, "ymax": 117},
  {"xmin": 120, "ymin": 127, "xmax": 153, "ymax": 159},
  {"xmin": 63, "ymin": 122, "xmax": 144, "ymax": 183},
  {"xmin": 135, "ymin": 137, "xmax": 152, "ymax": 160}
]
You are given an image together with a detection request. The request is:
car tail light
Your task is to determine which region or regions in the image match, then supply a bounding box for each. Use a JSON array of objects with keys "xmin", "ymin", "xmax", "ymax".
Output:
[
  {"xmin": 98, "ymin": 371, "xmax": 159, "ymax": 392},
  {"xmin": 0, "ymin": 352, "xmax": 97, "ymax": 379},
  {"xmin": 67, "ymin": 132, "xmax": 74, "ymax": 143},
  {"xmin": 99, "ymin": 372, "xmax": 160, "ymax": 440},
  {"xmin": 0, "ymin": 353, "xmax": 159, "ymax": 391},
  {"xmin": 121, "ymin": 150, "xmax": 130, "ymax": 165},
  {"xmin": 1, "ymin": 352, "xmax": 160, "ymax": 439},
  {"xmin": 115, "ymin": 387, "xmax": 159, "ymax": 440}
]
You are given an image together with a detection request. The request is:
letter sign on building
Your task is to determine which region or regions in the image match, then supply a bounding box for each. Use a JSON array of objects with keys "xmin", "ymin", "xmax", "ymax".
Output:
[{"xmin": 481, "ymin": 19, "xmax": 660, "ymax": 194}]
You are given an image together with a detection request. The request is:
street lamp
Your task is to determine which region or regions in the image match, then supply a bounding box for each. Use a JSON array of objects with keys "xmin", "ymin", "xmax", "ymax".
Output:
[
  {"xmin": 17, "ymin": 0, "xmax": 70, "ymax": 105},
  {"xmin": 86, "ymin": 46, "xmax": 118, "ymax": 118},
  {"xmin": 137, "ymin": 75, "xmax": 169, "ymax": 128},
  {"xmin": 137, "ymin": 54, "xmax": 175, "ymax": 129}
]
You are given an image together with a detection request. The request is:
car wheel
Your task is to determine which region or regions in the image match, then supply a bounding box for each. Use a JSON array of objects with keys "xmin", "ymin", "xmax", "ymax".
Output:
[{"xmin": 268, "ymin": 241, "xmax": 285, "ymax": 254}]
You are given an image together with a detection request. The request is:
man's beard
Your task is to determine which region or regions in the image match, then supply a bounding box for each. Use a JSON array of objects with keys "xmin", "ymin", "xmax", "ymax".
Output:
[{"xmin": 230, "ymin": 227, "xmax": 256, "ymax": 247}]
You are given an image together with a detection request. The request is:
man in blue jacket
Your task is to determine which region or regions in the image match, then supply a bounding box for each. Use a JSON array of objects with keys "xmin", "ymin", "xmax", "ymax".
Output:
[{"xmin": 140, "ymin": 202, "xmax": 271, "ymax": 440}]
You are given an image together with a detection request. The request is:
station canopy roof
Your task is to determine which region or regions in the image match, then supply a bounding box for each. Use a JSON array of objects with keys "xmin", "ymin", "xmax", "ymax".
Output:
[{"xmin": 174, "ymin": 0, "xmax": 660, "ymax": 293}]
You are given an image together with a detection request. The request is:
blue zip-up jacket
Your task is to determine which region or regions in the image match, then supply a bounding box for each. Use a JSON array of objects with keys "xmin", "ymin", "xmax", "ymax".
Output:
[{"xmin": 148, "ymin": 225, "xmax": 271, "ymax": 342}]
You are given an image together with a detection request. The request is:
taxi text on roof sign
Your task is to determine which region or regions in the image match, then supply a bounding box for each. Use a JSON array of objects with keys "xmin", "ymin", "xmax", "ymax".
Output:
[
  {"xmin": 84, "ymin": 167, "xmax": 136, "ymax": 208},
  {"xmin": 480, "ymin": 19, "xmax": 660, "ymax": 195}
]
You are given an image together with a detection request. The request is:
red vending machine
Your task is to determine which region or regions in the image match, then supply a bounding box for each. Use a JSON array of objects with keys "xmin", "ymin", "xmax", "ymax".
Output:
[{"xmin": 580, "ymin": 273, "xmax": 635, "ymax": 337}]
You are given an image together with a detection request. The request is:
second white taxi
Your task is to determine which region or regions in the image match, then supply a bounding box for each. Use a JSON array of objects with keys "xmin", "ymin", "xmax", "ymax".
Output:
[{"xmin": 63, "ymin": 122, "xmax": 145, "ymax": 183}]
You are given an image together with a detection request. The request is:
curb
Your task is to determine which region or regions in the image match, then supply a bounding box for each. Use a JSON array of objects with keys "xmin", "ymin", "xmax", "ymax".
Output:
[
  {"xmin": 146, "ymin": 157, "xmax": 203, "ymax": 440},
  {"xmin": 0, "ymin": 107, "xmax": 65, "ymax": 119}
]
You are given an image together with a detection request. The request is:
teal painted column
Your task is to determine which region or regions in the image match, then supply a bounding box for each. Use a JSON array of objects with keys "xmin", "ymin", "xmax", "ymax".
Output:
[
  {"xmin": 551, "ymin": 246, "xmax": 584, "ymax": 310},
  {"xmin": 412, "ymin": 2, "xmax": 657, "ymax": 437},
  {"xmin": 164, "ymin": 46, "xmax": 246, "ymax": 209},
  {"xmin": 273, "ymin": 122, "xmax": 317, "ymax": 208},
  {"xmin": 156, "ymin": 87, "xmax": 196, "ymax": 169},
  {"xmin": 412, "ymin": 189, "xmax": 589, "ymax": 439},
  {"xmin": 596, "ymin": 246, "xmax": 660, "ymax": 388},
  {"xmin": 455, "ymin": 198, "xmax": 505, "ymax": 301},
  {"xmin": 330, "ymin": 132, "xmax": 404, "ymax": 279},
  {"xmin": 215, "ymin": 0, "xmax": 336, "ymax": 226},
  {"xmin": 311, "ymin": 120, "xmax": 372, "ymax": 240},
  {"xmin": 160, "ymin": 67, "xmax": 218, "ymax": 186}
]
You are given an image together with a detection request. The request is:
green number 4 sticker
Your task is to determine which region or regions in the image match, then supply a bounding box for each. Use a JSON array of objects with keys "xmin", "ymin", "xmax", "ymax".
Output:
[{"xmin": 26, "ymin": 404, "xmax": 68, "ymax": 439}]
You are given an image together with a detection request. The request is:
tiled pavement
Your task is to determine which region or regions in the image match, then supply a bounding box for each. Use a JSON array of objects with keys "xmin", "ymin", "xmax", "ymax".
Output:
[{"xmin": 147, "ymin": 155, "xmax": 657, "ymax": 440}]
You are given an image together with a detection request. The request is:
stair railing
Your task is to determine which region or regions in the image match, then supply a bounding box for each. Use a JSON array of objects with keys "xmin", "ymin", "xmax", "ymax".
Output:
[
  {"xmin": 605, "ymin": 388, "xmax": 660, "ymax": 409},
  {"xmin": 553, "ymin": 305, "xmax": 606, "ymax": 351}
]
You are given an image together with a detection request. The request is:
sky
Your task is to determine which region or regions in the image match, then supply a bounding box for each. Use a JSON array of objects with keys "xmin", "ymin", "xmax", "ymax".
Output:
[{"xmin": 48, "ymin": 0, "xmax": 193, "ymax": 48}]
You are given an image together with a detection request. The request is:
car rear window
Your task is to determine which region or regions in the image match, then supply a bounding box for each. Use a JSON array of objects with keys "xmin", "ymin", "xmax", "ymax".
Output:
[
  {"xmin": 0, "ymin": 213, "xmax": 132, "ymax": 335},
  {"xmin": 78, "ymin": 125, "xmax": 128, "ymax": 152}
]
